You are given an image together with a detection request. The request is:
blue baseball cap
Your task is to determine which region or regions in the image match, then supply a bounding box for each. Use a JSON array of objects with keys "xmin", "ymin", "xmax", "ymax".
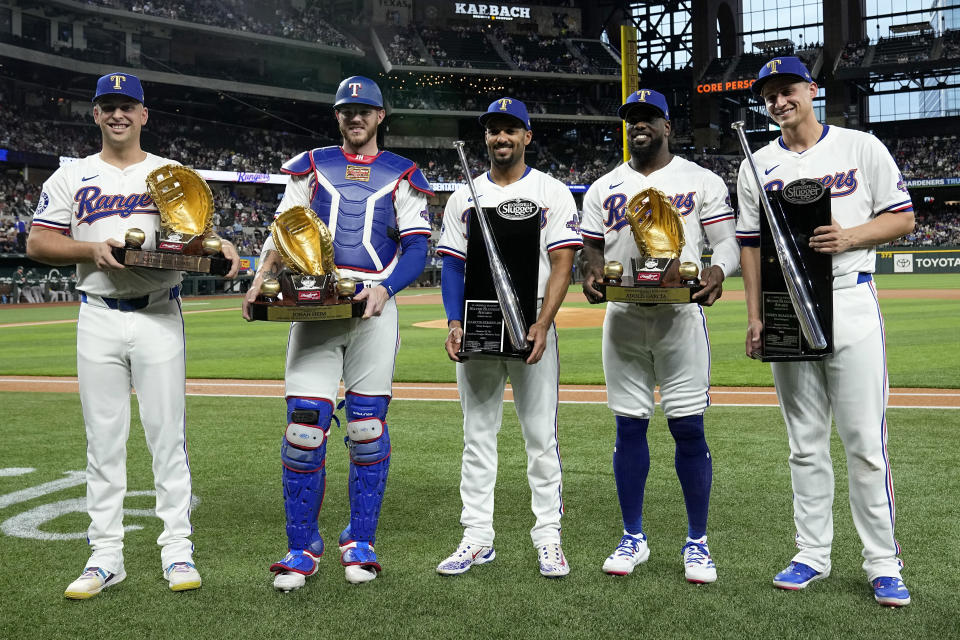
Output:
[
  {"xmin": 334, "ymin": 75, "xmax": 384, "ymax": 109},
  {"xmin": 752, "ymin": 56, "xmax": 814, "ymax": 95},
  {"xmin": 93, "ymin": 72, "xmax": 144, "ymax": 103},
  {"xmin": 479, "ymin": 97, "xmax": 531, "ymax": 130},
  {"xmin": 618, "ymin": 89, "xmax": 669, "ymax": 121}
]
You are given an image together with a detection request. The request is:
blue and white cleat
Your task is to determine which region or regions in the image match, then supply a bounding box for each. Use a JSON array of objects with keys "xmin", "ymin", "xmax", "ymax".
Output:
[
  {"xmin": 270, "ymin": 549, "xmax": 321, "ymax": 592},
  {"xmin": 436, "ymin": 540, "xmax": 496, "ymax": 576},
  {"xmin": 602, "ymin": 532, "xmax": 649, "ymax": 576},
  {"xmin": 538, "ymin": 542, "xmax": 570, "ymax": 578},
  {"xmin": 773, "ymin": 561, "xmax": 829, "ymax": 590},
  {"xmin": 682, "ymin": 537, "xmax": 717, "ymax": 584},
  {"xmin": 64, "ymin": 566, "xmax": 126, "ymax": 599},
  {"xmin": 340, "ymin": 540, "xmax": 381, "ymax": 584},
  {"xmin": 873, "ymin": 576, "xmax": 911, "ymax": 607}
]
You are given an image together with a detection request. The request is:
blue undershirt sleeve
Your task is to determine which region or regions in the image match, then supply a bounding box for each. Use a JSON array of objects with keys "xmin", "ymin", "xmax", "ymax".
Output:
[
  {"xmin": 441, "ymin": 254, "xmax": 465, "ymax": 323},
  {"xmin": 380, "ymin": 234, "xmax": 428, "ymax": 297}
]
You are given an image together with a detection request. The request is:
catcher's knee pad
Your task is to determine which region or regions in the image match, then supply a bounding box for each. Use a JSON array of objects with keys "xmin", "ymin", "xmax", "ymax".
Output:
[
  {"xmin": 667, "ymin": 415, "xmax": 709, "ymax": 456},
  {"xmin": 281, "ymin": 397, "xmax": 334, "ymax": 555},
  {"xmin": 344, "ymin": 393, "xmax": 390, "ymax": 465},
  {"xmin": 343, "ymin": 393, "xmax": 391, "ymax": 544}
]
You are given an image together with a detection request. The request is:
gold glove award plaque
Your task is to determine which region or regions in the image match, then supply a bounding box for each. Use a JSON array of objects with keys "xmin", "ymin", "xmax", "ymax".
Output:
[
  {"xmin": 111, "ymin": 165, "xmax": 231, "ymax": 275},
  {"xmin": 248, "ymin": 206, "xmax": 363, "ymax": 322},
  {"xmin": 601, "ymin": 188, "xmax": 703, "ymax": 304}
]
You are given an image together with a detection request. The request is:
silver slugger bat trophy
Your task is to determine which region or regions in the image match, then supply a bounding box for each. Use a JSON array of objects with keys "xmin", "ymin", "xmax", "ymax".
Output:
[
  {"xmin": 731, "ymin": 121, "xmax": 829, "ymax": 352},
  {"xmin": 453, "ymin": 140, "xmax": 529, "ymax": 352}
]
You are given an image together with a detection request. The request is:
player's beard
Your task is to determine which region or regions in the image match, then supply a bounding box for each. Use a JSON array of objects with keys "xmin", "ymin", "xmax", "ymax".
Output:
[
  {"xmin": 340, "ymin": 120, "xmax": 377, "ymax": 150},
  {"xmin": 627, "ymin": 129, "xmax": 665, "ymax": 166},
  {"xmin": 488, "ymin": 142, "xmax": 523, "ymax": 169}
]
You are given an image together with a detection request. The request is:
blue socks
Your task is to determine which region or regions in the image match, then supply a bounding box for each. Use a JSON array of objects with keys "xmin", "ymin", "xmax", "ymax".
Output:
[
  {"xmin": 612, "ymin": 414, "xmax": 713, "ymax": 540},
  {"xmin": 613, "ymin": 416, "xmax": 650, "ymax": 535},
  {"xmin": 667, "ymin": 415, "xmax": 712, "ymax": 539}
]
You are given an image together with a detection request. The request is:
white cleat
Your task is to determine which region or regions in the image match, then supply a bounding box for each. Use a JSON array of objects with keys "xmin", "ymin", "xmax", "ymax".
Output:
[
  {"xmin": 345, "ymin": 565, "xmax": 378, "ymax": 584},
  {"xmin": 436, "ymin": 540, "xmax": 496, "ymax": 576},
  {"xmin": 602, "ymin": 532, "xmax": 650, "ymax": 576},
  {"xmin": 538, "ymin": 542, "xmax": 570, "ymax": 578},
  {"xmin": 273, "ymin": 571, "xmax": 307, "ymax": 592},
  {"xmin": 64, "ymin": 566, "xmax": 126, "ymax": 600},
  {"xmin": 682, "ymin": 538, "xmax": 717, "ymax": 584},
  {"xmin": 165, "ymin": 562, "xmax": 202, "ymax": 592}
]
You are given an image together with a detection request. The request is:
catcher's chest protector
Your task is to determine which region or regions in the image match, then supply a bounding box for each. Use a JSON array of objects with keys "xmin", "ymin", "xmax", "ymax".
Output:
[{"xmin": 308, "ymin": 147, "xmax": 413, "ymax": 273}]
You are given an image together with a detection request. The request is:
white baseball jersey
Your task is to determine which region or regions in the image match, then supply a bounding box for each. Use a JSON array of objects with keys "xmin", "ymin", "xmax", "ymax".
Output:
[
  {"xmin": 735, "ymin": 125, "xmax": 913, "ymax": 277},
  {"xmin": 734, "ymin": 125, "xmax": 912, "ymax": 580},
  {"xmin": 581, "ymin": 155, "xmax": 736, "ymax": 269},
  {"xmin": 276, "ymin": 173, "xmax": 431, "ymax": 286},
  {"xmin": 436, "ymin": 167, "xmax": 581, "ymax": 548},
  {"xmin": 581, "ymin": 156, "xmax": 736, "ymax": 419},
  {"xmin": 437, "ymin": 167, "xmax": 582, "ymax": 298},
  {"xmin": 32, "ymin": 153, "xmax": 181, "ymax": 298},
  {"xmin": 33, "ymin": 151, "xmax": 194, "ymax": 574}
]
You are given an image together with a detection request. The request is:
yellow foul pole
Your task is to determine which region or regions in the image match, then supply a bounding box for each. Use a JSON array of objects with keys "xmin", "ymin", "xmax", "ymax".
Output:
[{"xmin": 620, "ymin": 24, "xmax": 638, "ymax": 163}]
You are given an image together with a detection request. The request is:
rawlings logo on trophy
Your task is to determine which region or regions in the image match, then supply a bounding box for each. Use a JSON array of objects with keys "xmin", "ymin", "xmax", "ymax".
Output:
[
  {"xmin": 602, "ymin": 188, "xmax": 702, "ymax": 304},
  {"xmin": 248, "ymin": 206, "xmax": 363, "ymax": 322},
  {"xmin": 111, "ymin": 164, "xmax": 230, "ymax": 275}
]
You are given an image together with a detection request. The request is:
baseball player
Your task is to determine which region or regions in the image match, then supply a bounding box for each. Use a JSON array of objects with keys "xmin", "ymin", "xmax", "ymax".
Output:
[
  {"xmin": 581, "ymin": 89, "xmax": 739, "ymax": 583},
  {"xmin": 737, "ymin": 57, "xmax": 915, "ymax": 606},
  {"xmin": 242, "ymin": 76, "xmax": 433, "ymax": 590},
  {"xmin": 435, "ymin": 98, "xmax": 582, "ymax": 578},
  {"xmin": 27, "ymin": 72, "xmax": 240, "ymax": 599}
]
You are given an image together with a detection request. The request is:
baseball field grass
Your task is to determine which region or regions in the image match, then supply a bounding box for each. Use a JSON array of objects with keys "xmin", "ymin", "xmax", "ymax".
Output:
[
  {"xmin": 0, "ymin": 273, "xmax": 957, "ymax": 639},
  {"xmin": 0, "ymin": 395, "xmax": 956, "ymax": 639}
]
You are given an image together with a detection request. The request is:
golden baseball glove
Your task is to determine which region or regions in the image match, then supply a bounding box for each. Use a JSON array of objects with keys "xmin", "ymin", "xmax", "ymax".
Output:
[
  {"xmin": 146, "ymin": 164, "xmax": 214, "ymax": 236},
  {"xmin": 625, "ymin": 187, "xmax": 686, "ymax": 258},
  {"xmin": 271, "ymin": 206, "xmax": 337, "ymax": 276}
]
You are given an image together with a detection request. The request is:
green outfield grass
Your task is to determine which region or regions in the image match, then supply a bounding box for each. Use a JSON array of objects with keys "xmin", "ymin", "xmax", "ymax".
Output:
[
  {"xmin": 1, "ymin": 275, "xmax": 958, "ymax": 387},
  {"xmin": 0, "ymin": 393, "xmax": 955, "ymax": 639}
]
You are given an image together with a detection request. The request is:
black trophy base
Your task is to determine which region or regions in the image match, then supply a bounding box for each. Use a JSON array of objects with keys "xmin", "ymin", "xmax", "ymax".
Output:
[
  {"xmin": 458, "ymin": 299, "xmax": 531, "ymax": 361},
  {"xmin": 112, "ymin": 247, "xmax": 231, "ymax": 276},
  {"xmin": 248, "ymin": 300, "xmax": 364, "ymax": 322},
  {"xmin": 759, "ymin": 291, "xmax": 832, "ymax": 362}
]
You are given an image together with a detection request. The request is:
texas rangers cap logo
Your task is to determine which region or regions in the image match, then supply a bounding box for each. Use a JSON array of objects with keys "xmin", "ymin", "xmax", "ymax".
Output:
[
  {"xmin": 349, "ymin": 81, "xmax": 362, "ymax": 97},
  {"xmin": 498, "ymin": 98, "xmax": 513, "ymax": 111},
  {"xmin": 111, "ymin": 74, "xmax": 127, "ymax": 90}
]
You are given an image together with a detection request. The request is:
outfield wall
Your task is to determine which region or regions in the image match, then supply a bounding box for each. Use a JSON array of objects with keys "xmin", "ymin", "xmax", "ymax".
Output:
[{"xmin": 877, "ymin": 246, "xmax": 960, "ymax": 274}]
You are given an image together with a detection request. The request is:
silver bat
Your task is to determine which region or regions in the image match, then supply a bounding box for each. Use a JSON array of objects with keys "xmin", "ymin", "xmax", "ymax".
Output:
[
  {"xmin": 452, "ymin": 140, "xmax": 529, "ymax": 351},
  {"xmin": 731, "ymin": 121, "xmax": 828, "ymax": 350}
]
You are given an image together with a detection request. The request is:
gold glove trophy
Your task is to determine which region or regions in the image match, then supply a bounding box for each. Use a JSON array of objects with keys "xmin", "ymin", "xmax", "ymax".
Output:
[
  {"xmin": 248, "ymin": 206, "xmax": 363, "ymax": 322},
  {"xmin": 602, "ymin": 188, "xmax": 702, "ymax": 304},
  {"xmin": 111, "ymin": 164, "xmax": 231, "ymax": 275}
]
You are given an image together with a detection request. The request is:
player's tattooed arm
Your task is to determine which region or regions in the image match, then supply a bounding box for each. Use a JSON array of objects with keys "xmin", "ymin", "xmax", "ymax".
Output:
[
  {"xmin": 241, "ymin": 248, "xmax": 282, "ymax": 321},
  {"xmin": 581, "ymin": 236, "xmax": 605, "ymax": 304},
  {"xmin": 527, "ymin": 247, "xmax": 576, "ymax": 365}
]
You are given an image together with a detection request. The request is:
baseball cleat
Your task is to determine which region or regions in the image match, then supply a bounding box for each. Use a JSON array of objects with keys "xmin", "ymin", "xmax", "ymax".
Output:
[
  {"xmin": 682, "ymin": 538, "xmax": 717, "ymax": 584},
  {"xmin": 872, "ymin": 576, "xmax": 910, "ymax": 607},
  {"xmin": 340, "ymin": 541, "xmax": 381, "ymax": 584},
  {"xmin": 64, "ymin": 566, "xmax": 126, "ymax": 599},
  {"xmin": 436, "ymin": 540, "xmax": 496, "ymax": 575},
  {"xmin": 773, "ymin": 561, "xmax": 829, "ymax": 590},
  {"xmin": 164, "ymin": 561, "xmax": 202, "ymax": 592},
  {"xmin": 538, "ymin": 542, "xmax": 570, "ymax": 578},
  {"xmin": 270, "ymin": 550, "xmax": 321, "ymax": 592},
  {"xmin": 602, "ymin": 532, "xmax": 649, "ymax": 576}
]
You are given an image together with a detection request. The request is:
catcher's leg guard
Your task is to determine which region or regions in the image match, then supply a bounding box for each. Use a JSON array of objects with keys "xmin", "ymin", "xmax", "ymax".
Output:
[
  {"xmin": 342, "ymin": 393, "xmax": 391, "ymax": 548},
  {"xmin": 276, "ymin": 397, "xmax": 332, "ymax": 564}
]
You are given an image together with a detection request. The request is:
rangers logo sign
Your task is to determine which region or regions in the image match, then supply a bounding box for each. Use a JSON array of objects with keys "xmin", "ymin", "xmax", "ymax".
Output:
[
  {"xmin": 782, "ymin": 178, "xmax": 825, "ymax": 205},
  {"xmin": 496, "ymin": 198, "xmax": 539, "ymax": 220},
  {"xmin": 345, "ymin": 165, "xmax": 371, "ymax": 182}
]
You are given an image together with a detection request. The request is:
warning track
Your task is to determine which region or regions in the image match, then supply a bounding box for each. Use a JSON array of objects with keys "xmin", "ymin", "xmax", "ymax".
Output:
[{"xmin": 1, "ymin": 377, "xmax": 957, "ymax": 409}]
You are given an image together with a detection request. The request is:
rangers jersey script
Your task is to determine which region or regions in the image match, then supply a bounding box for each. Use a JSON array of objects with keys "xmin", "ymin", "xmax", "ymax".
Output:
[
  {"xmin": 437, "ymin": 167, "xmax": 583, "ymax": 297},
  {"xmin": 32, "ymin": 153, "xmax": 181, "ymax": 298},
  {"xmin": 580, "ymin": 156, "xmax": 736, "ymax": 270},
  {"xmin": 736, "ymin": 125, "xmax": 914, "ymax": 277}
]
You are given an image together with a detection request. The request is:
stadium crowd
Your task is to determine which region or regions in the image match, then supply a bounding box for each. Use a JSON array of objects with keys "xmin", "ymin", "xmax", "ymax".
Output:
[{"xmin": 82, "ymin": 0, "xmax": 363, "ymax": 50}]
